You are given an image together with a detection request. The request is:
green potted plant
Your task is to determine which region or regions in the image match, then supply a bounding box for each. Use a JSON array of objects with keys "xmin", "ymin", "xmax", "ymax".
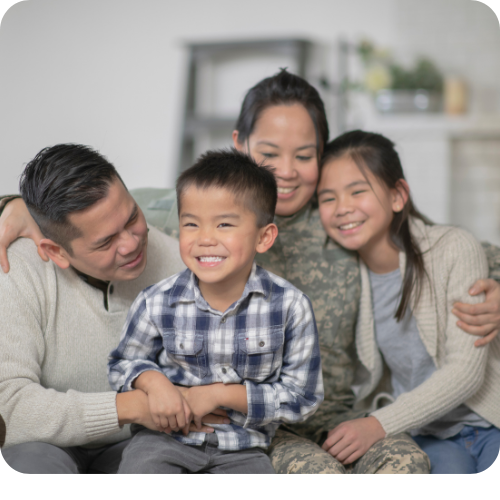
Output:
[{"xmin": 359, "ymin": 40, "xmax": 443, "ymax": 113}]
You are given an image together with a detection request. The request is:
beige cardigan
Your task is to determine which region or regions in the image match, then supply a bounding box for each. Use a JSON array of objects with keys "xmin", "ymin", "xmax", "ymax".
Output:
[{"xmin": 352, "ymin": 218, "xmax": 500, "ymax": 436}]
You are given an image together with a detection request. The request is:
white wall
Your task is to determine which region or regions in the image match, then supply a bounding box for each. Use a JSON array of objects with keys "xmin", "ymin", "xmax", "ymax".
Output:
[
  {"xmin": 0, "ymin": 0, "xmax": 498, "ymax": 195},
  {"xmin": 0, "ymin": 0, "xmax": 395, "ymax": 194}
]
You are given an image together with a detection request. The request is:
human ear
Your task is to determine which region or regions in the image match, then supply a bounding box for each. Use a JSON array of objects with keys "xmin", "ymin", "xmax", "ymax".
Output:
[
  {"xmin": 392, "ymin": 179, "xmax": 410, "ymax": 213},
  {"xmin": 232, "ymin": 131, "xmax": 245, "ymax": 152},
  {"xmin": 39, "ymin": 239, "xmax": 71, "ymax": 269},
  {"xmin": 256, "ymin": 223, "xmax": 278, "ymax": 254}
]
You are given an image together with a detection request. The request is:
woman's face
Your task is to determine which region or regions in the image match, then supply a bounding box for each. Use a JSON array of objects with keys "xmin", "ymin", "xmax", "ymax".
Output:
[{"xmin": 233, "ymin": 103, "xmax": 319, "ymax": 217}]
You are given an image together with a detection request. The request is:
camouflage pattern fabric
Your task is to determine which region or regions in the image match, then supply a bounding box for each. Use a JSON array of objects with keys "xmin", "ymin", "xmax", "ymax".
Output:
[
  {"xmin": 268, "ymin": 428, "xmax": 430, "ymax": 474},
  {"xmin": 482, "ymin": 242, "xmax": 500, "ymax": 283}
]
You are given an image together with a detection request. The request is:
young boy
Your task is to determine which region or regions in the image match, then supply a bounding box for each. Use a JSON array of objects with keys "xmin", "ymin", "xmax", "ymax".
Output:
[{"xmin": 108, "ymin": 149, "xmax": 323, "ymax": 474}]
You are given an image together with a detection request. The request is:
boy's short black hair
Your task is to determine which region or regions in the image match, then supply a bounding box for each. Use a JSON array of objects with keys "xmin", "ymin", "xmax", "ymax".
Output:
[
  {"xmin": 176, "ymin": 148, "xmax": 277, "ymax": 227},
  {"xmin": 19, "ymin": 143, "xmax": 124, "ymax": 255}
]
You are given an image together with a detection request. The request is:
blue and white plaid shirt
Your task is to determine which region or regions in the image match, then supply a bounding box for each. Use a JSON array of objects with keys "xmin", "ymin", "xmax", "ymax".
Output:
[{"xmin": 108, "ymin": 263, "xmax": 323, "ymax": 450}]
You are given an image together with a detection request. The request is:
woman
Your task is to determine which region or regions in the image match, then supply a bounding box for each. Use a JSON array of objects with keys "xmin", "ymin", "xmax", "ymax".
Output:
[{"xmin": 1, "ymin": 70, "xmax": 500, "ymax": 473}]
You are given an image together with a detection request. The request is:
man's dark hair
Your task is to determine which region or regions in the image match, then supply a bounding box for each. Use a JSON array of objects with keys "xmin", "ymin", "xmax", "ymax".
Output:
[
  {"xmin": 19, "ymin": 143, "xmax": 124, "ymax": 255},
  {"xmin": 176, "ymin": 148, "xmax": 277, "ymax": 227}
]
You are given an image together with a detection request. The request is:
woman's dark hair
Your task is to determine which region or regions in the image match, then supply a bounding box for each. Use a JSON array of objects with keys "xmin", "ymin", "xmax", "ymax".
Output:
[
  {"xmin": 234, "ymin": 69, "xmax": 329, "ymax": 160},
  {"xmin": 321, "ymin": 130, "xmax": 432, "ymax": 321}
]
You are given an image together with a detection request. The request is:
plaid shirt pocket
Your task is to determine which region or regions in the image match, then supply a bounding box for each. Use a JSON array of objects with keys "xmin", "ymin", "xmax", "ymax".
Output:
[
  {"xmin": 163, "ymin": 330, "xmax": 208, "ymax": 379},
  {"xmin": 236, "ymin": 326, "xmax": 284, "ymax": 381}
]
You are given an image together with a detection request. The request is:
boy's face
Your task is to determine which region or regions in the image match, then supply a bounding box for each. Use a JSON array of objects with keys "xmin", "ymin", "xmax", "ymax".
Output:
[{"xmin": 178, "ymin": 185, "xmax": 272, "ymax": 294}]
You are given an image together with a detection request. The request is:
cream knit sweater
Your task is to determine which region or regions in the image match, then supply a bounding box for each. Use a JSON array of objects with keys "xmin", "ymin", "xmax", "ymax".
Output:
[
  {"xmin": 353, "ymin": 218, "xmax": 500, "ymax": 436},
  {"xmin": 0, "ymin": 226, "xmax": 184, "ymax": 449}
]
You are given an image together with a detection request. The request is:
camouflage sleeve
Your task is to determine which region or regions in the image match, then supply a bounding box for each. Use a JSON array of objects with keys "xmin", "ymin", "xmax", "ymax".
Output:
[
  {"xmin": 130, "ymin": 188, "xmax": 180, "ymax": 239},
  {"xmin": 481, "ymin": 242, "xmax": 500, "ymax": 283}
]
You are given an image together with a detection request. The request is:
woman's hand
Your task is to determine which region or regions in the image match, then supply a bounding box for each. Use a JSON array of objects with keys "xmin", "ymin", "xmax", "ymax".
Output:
[
  {"xmin": 0, "ymin": 198, "xmax": 48, "ymax": 273},
  {"xmin": 321, "ymin": 416, "xmax": 386, "ymax": 465},
  {"xmin": 452, "ymin": 278, "xmax": 500, "ymax": 347}
]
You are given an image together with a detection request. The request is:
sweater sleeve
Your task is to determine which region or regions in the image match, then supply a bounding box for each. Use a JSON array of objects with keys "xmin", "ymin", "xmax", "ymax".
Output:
[
  {"xmin": 371, "ymin": 228, "xmax": 489, "ymax": 436},
  {"xmin": 0, "ymin": 248, "xmax": 120, "ymax": 448}
]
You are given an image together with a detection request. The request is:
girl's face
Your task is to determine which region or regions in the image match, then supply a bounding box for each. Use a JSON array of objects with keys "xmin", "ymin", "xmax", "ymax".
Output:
[
  {"xmin": 317, "ymin": 154, "xmax": 403, "ymax": 261},
  {"xmin": 233, "ymin": 103, "xmax": 318, "ymax": 217}
]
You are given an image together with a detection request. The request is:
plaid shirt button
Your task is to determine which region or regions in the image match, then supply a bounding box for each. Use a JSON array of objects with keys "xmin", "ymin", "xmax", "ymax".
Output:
[
  {"xmin": 221, "ymin": 317, "xmax": 226, "ymax": 323},
  {"xmin": 259, "ymin": 341, "xmax": 265, "ymax": 347},
  {"xmin": 221, "ymin": 367, "xmax": 227, "ymax": 374}
]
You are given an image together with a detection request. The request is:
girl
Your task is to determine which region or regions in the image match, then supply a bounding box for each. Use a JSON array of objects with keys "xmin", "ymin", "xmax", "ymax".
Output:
[
  {"xmin": 1, "ymin": 72, "xmax": 500, "ymax": 473},
  {"xmin": 317, "ymin": 130, "xmax": 500, "ymax": 473}
]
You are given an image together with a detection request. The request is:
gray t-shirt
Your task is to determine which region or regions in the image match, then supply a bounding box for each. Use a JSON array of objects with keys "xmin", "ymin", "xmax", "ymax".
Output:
[{"xmin": 369, "ymin": 268, "xmax": 491, "ymax": 439}]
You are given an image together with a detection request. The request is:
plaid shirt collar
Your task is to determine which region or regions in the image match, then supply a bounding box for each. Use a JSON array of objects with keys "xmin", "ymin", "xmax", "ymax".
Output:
[{"xmin": 166, "ymin": 262, "xmax": 271, "ymax": 313}]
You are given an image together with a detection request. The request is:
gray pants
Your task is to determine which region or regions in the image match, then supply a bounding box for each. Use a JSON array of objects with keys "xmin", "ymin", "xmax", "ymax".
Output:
[
  {"xmin": 2, "ymin": 439, "xmax": 131, "ymax": 474},
  {"xmin": 118, "ymin": 429, "xmax": 275, "ymax": 474}
]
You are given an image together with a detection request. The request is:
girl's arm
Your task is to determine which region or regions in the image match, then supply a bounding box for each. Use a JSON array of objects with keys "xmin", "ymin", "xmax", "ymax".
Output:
[{"xmin": 371, "ymin": 227, "xmax": 489, "ymax": 437}]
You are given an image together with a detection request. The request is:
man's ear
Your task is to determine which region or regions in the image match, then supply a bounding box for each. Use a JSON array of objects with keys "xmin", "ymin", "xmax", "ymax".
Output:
[
  {"xmin": 232, "ymin": 131, "xmax": 245, "ymax": 151},
  {"xmin": 38, "ymin": 239, "xmax": 71, "ymax": 269},
  {"xmin": 256, "ymin": 224, "xmax": 278, "ymax": 254}
]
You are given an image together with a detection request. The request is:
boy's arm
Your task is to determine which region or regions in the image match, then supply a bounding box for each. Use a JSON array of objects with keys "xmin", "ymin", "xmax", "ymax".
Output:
[
  {"xmin": 182, "ymin": 383, "xmax": 248, "ymax": 429},
  {"xmin": 243, "ymin": 294, "xmax": 324, "ymax": 429},
  {"xmin": 107, "ymin": 290, "xmax": 167, "ymax": 393}
]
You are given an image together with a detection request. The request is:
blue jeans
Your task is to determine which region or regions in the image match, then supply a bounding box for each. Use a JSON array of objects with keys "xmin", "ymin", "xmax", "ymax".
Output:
[{"xmin": 413, "ymin": 426, "xmax": 500, "ymax": 474}]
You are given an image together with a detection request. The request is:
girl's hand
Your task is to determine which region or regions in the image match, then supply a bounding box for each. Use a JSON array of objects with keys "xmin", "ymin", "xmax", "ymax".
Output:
[
  {"xmin": 0, "ymin": 198, "xmax": 48, "ymax": 273},
  {"xmin": 452, "ymin": 278, "xmax": 500, "ymax": 347},
  {"xmin": 321, "ymin": 416, "xmax": 386, "ymax": 465}
]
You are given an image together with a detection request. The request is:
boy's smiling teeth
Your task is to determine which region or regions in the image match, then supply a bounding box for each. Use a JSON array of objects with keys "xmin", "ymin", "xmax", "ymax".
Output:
[
  {"xmin": 198, "ymin": 256, "xmax": 225, "ymax": 262},
  {"xmin": 277, "ymin": 186, "xmax": 296, "ymax": 194},
  {"xmin": 339, "ymin": 221, "xmax": 363, "ymax": 230}
]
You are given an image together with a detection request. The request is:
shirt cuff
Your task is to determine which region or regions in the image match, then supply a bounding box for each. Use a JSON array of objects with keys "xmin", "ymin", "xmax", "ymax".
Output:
[
  {"xmin": 243, "ymin": 380, "xmax": 277, "ymax": 428},
  {"xmin": 0, "ymin": 195, "xmax": 21, "ymax": 216},
  {"xmin": 122, "ymin": 362, "xmax": 165, "ymax": 392}
]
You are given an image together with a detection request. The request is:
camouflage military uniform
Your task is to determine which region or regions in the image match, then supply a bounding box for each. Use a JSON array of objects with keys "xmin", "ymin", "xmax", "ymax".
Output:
[{"xmin": 131, "ymin": 188, "xmax": 499, "ymax": 474}]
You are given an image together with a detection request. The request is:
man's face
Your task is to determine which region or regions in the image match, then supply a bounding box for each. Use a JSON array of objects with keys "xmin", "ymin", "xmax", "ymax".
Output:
[
  {"xmin": 178, "ymin": 185, "xmax": 264, "ymax": 294},
  {"xmin": 62, "ymin": 178, "xmax": 148, "ymax": 282}
]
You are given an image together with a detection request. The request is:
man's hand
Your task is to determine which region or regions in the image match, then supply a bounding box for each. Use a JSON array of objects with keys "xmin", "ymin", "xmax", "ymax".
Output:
[
  {"xmin": 133, "ymin": 371, "xmax": 192, "ymax": 433},
  {"xmin": 453, "ymin": 278, "xmax": 500, "ymax": 347},
  {"xmin": 0, "ymin": 198, "xmax": 48, "ymax": 273},
  {"xmin": 321, "ymin": 416, "xmax": 386, "ymax": 465},
  {"xmin": 116, "ymin": 389, "xmax": 229, "ymax": 434}
]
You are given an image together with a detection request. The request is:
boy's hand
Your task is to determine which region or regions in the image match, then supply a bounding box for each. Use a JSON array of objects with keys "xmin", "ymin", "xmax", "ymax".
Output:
[
  {"xmin": 134, "ymin": 371, "xmax": 192, "ymax": 432},
  {"xmin": 321, "ymin": 416, "xmax": 386, "ymax": 465},
  {"xmin": 182, "ymin": 384, "xmax": 222, "ymax": 430}
]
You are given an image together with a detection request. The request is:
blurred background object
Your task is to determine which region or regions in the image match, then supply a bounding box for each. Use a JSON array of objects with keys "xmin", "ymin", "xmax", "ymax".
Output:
[
  {"xmin": 1, "ymin": 0, "xmax": 500, "ymax": 243},
  {"xmin": 0, "ymin": 413, "xmax": 5, "ymax": 448}
]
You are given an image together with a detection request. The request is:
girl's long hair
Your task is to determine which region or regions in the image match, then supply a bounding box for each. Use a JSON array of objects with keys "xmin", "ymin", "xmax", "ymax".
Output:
[{"xmin": 322, "ymin": 130, "xmax": 432, "ymax": 320}]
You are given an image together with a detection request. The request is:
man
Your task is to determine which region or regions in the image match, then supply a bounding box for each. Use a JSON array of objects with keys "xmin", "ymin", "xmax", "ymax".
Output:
[{"xmin": 0, "ymin": 144, "xmax": 224, "ymax": 473}]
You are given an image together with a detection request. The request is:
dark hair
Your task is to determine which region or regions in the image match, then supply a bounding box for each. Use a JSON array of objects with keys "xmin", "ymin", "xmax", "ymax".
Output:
[
  {"xmin": 321, "ymin": 130, "xmax": 433, "ymax": 321},
  {"xmin": 19, "ymin": 143, "xmax": 124, "ymax": 255},
  {"xmin": 234, "ymin": 69, "xmax": 329, "ymax": 159},
  {"xmin": 176, "ymin": 148, "xmax": 277, "ymax": 227}
]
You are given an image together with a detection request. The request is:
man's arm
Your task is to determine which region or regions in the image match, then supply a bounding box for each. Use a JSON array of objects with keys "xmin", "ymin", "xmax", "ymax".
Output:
[{"xmin": 0, "ymin": 248, "xmax": 120, "ymax": 447}]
